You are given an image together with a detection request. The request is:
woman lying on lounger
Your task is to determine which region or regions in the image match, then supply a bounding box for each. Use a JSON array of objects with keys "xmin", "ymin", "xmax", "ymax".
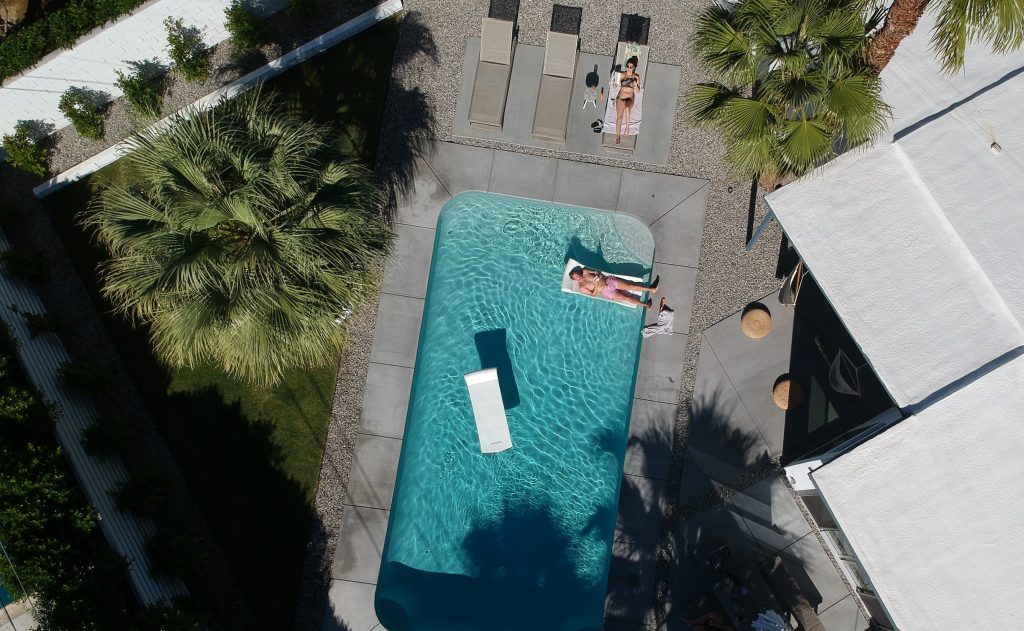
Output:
[
  {"xmin": 615, "ymin": 55, "xmax": 642, "ymax": 144},
  {"xmin": 569, "ymin": 266, "xmax": 659, "ymax": 307}
]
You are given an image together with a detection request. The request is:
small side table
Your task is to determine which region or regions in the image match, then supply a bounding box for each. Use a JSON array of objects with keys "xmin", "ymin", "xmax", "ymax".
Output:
[
  {"xmin": 741, "ymin": 303, "xmax": 772, "ymax": 338},
  {"xmin": 582, "ymin": 86, "xmax": 598, "ymax": 109}
]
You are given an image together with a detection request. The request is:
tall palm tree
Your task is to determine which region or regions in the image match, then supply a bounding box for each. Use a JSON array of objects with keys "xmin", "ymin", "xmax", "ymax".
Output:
[
  {"xmin": 686, "ymin": 0, "xmax": 889, "ymax": 187},
  {"xmin": 85, "ymin": 88, "xmax": 393, "ymax": 386},
  {"xmin": 868, "ymin": 0, "xmax": 1024, "ymax": 73}
]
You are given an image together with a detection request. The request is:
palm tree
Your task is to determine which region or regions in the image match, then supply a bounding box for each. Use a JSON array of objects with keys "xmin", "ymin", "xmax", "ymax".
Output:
[
  {"xmin": 868, "ymin": 0, "xmax": 1024, "ymax": 74},
  {"xmin": 686, "ymin": 0, "xmax": 889, "ymax": 187},
  {"xmin": 85, "ymin": 88, "xmax": 393, "ymax": 386}
]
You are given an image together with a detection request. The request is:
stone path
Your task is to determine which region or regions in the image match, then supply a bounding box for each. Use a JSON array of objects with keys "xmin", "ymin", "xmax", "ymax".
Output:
[
  {"xmin": 0, "ymin": 0, "xmax": 292, "ymax": 137},
  {"xmin": 322, "ymin": 141, "xmax": 709, "ymax": 631}
]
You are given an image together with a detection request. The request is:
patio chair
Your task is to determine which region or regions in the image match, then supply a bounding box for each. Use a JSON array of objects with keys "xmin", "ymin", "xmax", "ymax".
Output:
[
  {"xmin": 778, "ymin": 260, "xmax": 805, "ymax": 305},
  {"xmin": 465, "ymin": 368, "xmax": 513, "ymax": 453},
  {"xmin": 829, "ymin": 349, "xmax": 862, "ymax": 396},
  {"xmin": 532, "ymin": 28, "xmax": 579, "ymax": 142},
  {"xmin": 468, "ymin": 17, "xmax": 516, "ymax": 131}
]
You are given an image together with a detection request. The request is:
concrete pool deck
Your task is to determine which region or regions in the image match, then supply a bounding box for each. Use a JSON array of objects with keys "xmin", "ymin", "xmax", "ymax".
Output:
[{"xmin": 322, "ymin": 141, "xmax": 708, "ymax": 630}]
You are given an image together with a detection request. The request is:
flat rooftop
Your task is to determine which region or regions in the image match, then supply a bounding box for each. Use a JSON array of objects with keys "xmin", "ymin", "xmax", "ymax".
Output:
[
  {"xmin": 811, "ymin": 353, "xmax": 1024, "ymax": 629},
  {"xmin": 766, "ymin": 10, "xmax": 1024, "ymax": 409}
]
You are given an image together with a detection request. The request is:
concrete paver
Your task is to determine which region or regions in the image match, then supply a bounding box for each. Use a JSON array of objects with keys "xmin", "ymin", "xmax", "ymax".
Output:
[
  {"xmin": 776, "ymin": 534, "xmax": 856, "ymax": 613},
  {"xmin": 331, "ymin": 505, "xmax": 389, "ymax": 583},
  {"xmin": 643, "ymin": 262, "xmax": 698, "ymax": 333},
  {"xmin": 552, "ymin": 160, "xmax": 623, "ymax": 210},
  {"xmin": 428, "ymin": 142, "xmax": 495, "ymax": 195},
  {"xmin": 346, "ymin": 434, "xmax": 402, "ymax": 509},
  {"xmin": 729, "ymin": 475, "xmax": 812, "ymax": 555},
  {"xmin": 624, "ymin": 398, "xmax": 677, "ymax": 480},
  {"xmin": 679, "ymin": 336, "xmax": 774, "ymax": 507},
  {"xmin": 487, "ymin": 151, "xmax": 559, "ymax": 200},
  {"xmin": 650, "ymin": 184, "xmax": 709, "ymax": 269},
  {"xmin": 817, "ymin": 595, "xmax": 870, "ymax": 631},
  {"xmin": 324, "ymin": 579, "xmax": 381, "ymax": 631},
  {"xmin": 636, "ymin": 331, "xmax": 688, "ymax": 404},
  {"xmin": 381, "ymin": 223, "xmax": 437, "ymax": 298},
  {"xmin": 606, "ymin": 541, "xmax": 659, "ymax": 625},
  {"xmin": 615, "ymin": 474, "xmax": 667, "ymax": 547},
  {"xmin": 394, "ymin": 157, "xmax": 451, "ymax": 228},
  {"xmin": 360, "ymin": 363, "xmax": 414, "ymax": 439},
  {"xmin": 617, "ymin": 171, "xmax": 707, "ymax": 226},
  {"xmin": 369, "ymin": 294, "xmax": 424, "ymax": 368}
]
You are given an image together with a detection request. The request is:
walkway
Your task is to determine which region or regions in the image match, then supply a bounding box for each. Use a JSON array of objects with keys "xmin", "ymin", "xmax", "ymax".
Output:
[
  {"xmin": 322, "ymin": 141, "xmax": 709, "ymax": 631},
  {"xmin": 0, "ymin": 231, "xmax": 186, "ymax": 605},
  {"xmin": 660, "ymin": 294, "xmax": 871, "ymax": 631},
  {"xmin": 0, "ymin": 0, "xmax": 289, "ymax": 137}
]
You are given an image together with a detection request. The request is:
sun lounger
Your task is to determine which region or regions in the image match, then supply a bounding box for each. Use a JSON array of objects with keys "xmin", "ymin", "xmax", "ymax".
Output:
[
  {"xmin": 561, "ymin": 258, "xmax": 646, "ymax": 309},
  {"xmin": 532, "ymin": 30, "xmax": 579, "ymax": 142},
  {"xmin": 469, "ymin": 18, "xmax": 516, "ymax": 131},
  {"xmin": 464, "ymin": 368, "xmax": 513, "ymax": 453},
  {"xmin": 602, "ymin": 40, "xmax": 650, "ymax": 154}
]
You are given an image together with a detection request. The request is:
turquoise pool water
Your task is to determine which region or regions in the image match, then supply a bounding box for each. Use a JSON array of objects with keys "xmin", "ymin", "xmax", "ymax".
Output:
[{"xmin": 375, "ymin": 192, "xmax": 655, "ymax": 631}]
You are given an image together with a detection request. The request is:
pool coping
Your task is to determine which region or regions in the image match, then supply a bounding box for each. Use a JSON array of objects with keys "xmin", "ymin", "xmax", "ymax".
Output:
[{"xmin": 322, "ymin": 141, "xmax": 710, "ymax": 631}]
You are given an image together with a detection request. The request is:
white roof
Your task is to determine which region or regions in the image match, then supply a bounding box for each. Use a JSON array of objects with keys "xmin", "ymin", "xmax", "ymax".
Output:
[
  {"xmin": 810, "ymin": 353, "xmax": 1024, "ymax": 630},
  {"xmin": 766, "ymin": 10, "xmax": 1024, "ymax": 408},
  {"xmin": 770, "ymin": 11, "xmax": 1024, "ymax": 629}
]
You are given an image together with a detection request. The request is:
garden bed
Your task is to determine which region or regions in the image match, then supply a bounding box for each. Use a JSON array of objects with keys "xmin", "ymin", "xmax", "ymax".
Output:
[{"xmin": 39, "ymin": 15, "xmax": 401, "ymax": 627}]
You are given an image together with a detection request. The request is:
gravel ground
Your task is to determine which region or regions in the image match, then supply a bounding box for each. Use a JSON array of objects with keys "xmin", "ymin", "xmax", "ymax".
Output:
[{"xmin": 373, "ymin": 2, "xmax": 788, "ymax": 629}]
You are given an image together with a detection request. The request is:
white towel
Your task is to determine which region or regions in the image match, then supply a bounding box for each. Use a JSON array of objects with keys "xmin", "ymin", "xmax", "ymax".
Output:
[{"xmin": 642, "ymin": 305, "xmax": 675, "ymax": 338}]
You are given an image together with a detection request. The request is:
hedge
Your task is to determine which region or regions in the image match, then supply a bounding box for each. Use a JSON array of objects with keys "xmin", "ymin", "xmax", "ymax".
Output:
[{"xmin": 0, "ymin": 0, "xmax": 150, "ymax": 83}]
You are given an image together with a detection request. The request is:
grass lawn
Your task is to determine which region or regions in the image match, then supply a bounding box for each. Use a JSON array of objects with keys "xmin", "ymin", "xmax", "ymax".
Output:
[{"xmin": 40, "ymin": 15, "xmax": 401, "ymax": 628}]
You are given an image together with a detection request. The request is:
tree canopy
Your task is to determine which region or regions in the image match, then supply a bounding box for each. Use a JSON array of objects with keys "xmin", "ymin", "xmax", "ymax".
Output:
[
  {"xmin": 86, "ymin": 89, "xmax": 393, "ymax": 385},
  {"xmin": 687, "ymin": 0, "xmax": 890, "ymax": 185}
]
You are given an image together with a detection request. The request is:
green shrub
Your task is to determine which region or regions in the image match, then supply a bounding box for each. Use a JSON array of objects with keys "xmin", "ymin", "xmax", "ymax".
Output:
[
  {"xmin": 1, "ymin": 121, "xmax": 48, "ymax": 177},
  {"xmin": 115, "ymin": 66, "xmax": 163, "ymax": 117},
  {"xmin": 58, "ymin": 86, "xmax": 106, "ymax": 139},
  {"xmin": 0, "ymin": 1, "xmax": 150, "ymax": 82},
  {"xmin": 289, "ymin": 0, "xmax": 321, "ymax": 20},
  {"xmin": 9, "ymin": 304, "xmax": 64, "ymax": 338},
  {"xmin": 224, "ymin": 1, "xmax": 271, "ymax": 57},
  {"xmin": 81, "ymin": 414, "xmax": 136, "ymax": 459},
  {"xmin": 0, "ymin": 329, "xmax": 137, "ymax": 628},
  {"xmin": 58, "ymin": 358, "xmax": 110, "ymax": 393},
  {"xmin": 111, "ymin": 467, "xmax": 172, "ymax": 519},
  {"xmin": 47, "ymin": 1, "xmax": 93, "ymax": 49},
  {"xmin": 147, "ymin": 527, "xmax": 202, "ymax": 580},
  {"xmin": 0, "ymin": 249, "xmax": 49, "ymax": 282},
  {"xmin": 165, "ymin": 17, "xmax": 210, "ymax": 83}
]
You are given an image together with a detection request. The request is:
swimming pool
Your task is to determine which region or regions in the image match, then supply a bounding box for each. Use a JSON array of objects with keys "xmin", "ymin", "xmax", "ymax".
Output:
[{"xmin": 375, "ymin": 192, "xmax": 655, "ymax": 631}]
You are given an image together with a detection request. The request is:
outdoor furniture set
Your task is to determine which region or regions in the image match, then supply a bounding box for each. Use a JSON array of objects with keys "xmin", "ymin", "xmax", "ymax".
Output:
[{"xmin": 468, "ymin": 4, "xmax": 650, "ymax": 154}]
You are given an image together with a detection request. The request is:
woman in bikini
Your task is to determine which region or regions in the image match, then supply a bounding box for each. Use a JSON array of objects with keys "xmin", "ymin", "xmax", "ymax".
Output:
[
  {"xmin": 615, "ymin": 55, "xmax": 642, "ymax": 144},
  {"xmin": 569, "ymin": 266, "xmax": 659, "ymax": 308}
]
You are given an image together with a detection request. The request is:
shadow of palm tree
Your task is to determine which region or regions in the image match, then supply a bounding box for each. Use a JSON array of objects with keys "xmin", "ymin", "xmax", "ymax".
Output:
[
  {"xmin": 567, "ymin": 236, "xmax": 652, "ymax": 280},
  {"xmin": 376, "ymin": 500, "xmax": 606, "ymax": 631},
  {"xmin": 373, "ymin": 11, "xmax": 438, "ymax": 219}
]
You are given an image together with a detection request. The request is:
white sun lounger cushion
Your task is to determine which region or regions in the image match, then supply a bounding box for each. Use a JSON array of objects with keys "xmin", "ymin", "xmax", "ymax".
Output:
[
  {"xmin": 464, "ymin": 368, "xmax": 513, "ymax": 453},
  {"xmin": 561, "ymin": 258, "xmax": 645, "ymax": 308}
]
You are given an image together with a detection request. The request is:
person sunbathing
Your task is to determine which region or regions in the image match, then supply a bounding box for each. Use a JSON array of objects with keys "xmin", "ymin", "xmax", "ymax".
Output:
[
  {"xmin": 569, "ymin": 265, "xmax": 658, "ymax": 307},
  {"xmin": 615, "ymin": 55, "xmax": 642, "ymax": 144}
]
